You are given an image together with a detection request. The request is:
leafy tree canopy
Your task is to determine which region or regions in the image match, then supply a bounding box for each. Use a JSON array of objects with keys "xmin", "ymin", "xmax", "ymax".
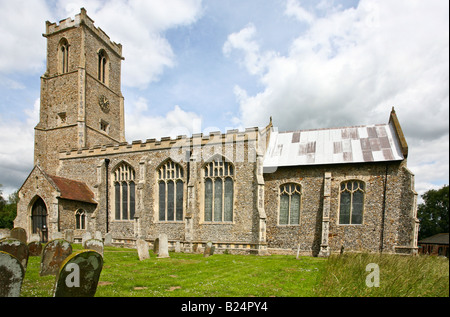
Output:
[{"xmin": 417, "ymin": 185, "xmax": 449, "ymax": 240}]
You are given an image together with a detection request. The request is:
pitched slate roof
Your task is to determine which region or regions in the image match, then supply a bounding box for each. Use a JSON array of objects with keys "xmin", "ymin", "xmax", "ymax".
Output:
[
  {"xmin": 47, "ymin": 175, "xmax": 97, "ymax": 204},
  {"xmin": 263, "ymin": 110, "xmax": 406, "ymax": 169},
  {"xmin": 419, "ymin": 233, "xmax": 449, "ymax": 245}
]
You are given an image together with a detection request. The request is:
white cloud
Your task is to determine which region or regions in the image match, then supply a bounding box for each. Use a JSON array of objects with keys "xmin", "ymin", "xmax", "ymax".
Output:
[
  {"xmin": 0, "ymin": 0, "xmax": 49, "ymax": 74},
  {"xmin": 285, "ymin": 0, "xmax": 315, "ymax": 24},
  {"xmin": 0, "ymin": 99, "xmax": 38, "ymax": 197},
  {"xmin": 125, "ymin": 97, "xmax": 202, "ymax": 142},
  {"xmin": 56, "ymin": 0, "xmax": 203, "ymax": 89}
]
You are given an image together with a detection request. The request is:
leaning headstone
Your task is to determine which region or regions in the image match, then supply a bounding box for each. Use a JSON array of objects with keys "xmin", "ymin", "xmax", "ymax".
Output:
[
  {"xmin": 28, "ymin": 241, "xmax": 43, "ymax": 257},
  {"xmin": 53, "ymin": 250, "xmax": 103, "ymax": 297},
  {"xmin": 136, "ymin": 239, "xmax": 150, "ymax": 261},
  {"xmin": 64, "ymin": 229, "xmax": 74, "ymax": 243},
  {"xmin": 203, "ymin": 242, "xmax": 213, "ymax": 258},
  {"xmin": 81, "ymin": 232, "xmax": 92, "ymax": 248},
  {"xmin": 157, "ymin": 234, "xmax": 169, "ymax": 258},
  {"xmin": 0, "ymin": 238, "xmax": 29, "ymax": 271},
  {"xmin": 84, "ymin": 239, "xmax": 104, "ymax": 257},
  {"xmin": 94, "ymin": 231, "xmax": 102, "ymax": 241},
  {"xmin": 40, "ymin": 239, "xmax": 72, "ymax": 276},
  {"xmin": 10, "ymin": 228, "xmax": 27, "ymax": 244},
  {"xmin": 0, "ymin": 251, "xmax": 25, "ymax": 297},
  {"xmin": 0, "ymin": 229, "xmax": 10, "ymax": 240},
  {"xmin": 175, "ymin": 241, "xmax": 181, "ymax": 253},
  {"xmin": 104, "ymin": 233, "xmax": 113, "ymax": 246}
]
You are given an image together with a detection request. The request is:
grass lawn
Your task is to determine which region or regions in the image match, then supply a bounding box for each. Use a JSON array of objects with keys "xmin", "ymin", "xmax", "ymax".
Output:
[{"xmin": 19, "ymin": 244, "xmax": 449, "ymax": 297}]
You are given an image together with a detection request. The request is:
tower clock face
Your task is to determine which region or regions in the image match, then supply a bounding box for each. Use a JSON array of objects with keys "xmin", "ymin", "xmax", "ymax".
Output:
[{"xmin": 98, "ymin": 95, "xmax": 110, "ymax": 113}]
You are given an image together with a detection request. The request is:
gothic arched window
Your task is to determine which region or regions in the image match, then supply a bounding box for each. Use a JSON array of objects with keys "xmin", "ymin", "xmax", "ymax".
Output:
[
  {"xmin": 204, "ymin": 157, "xmax": 234, "ymax": 222},
  {"xmin": 58, "ymin": 38, "xmax": 69, "ymax": 74},
  {"xmin": 113, "ymin": 162, "xmax": 135, "ymax": 220},
  {"xmin": 158, "ymin": 160, "xmax": 184, "ymax": 222},
  {"xmin": 75, "ymin": 209, "xmax": 86, "ymax": 229},
  {"xmin": 98, "ymin": 49, "xmax": 109, "ymax": 85},
  {"xmin": 339, "ymin": 180, "xmax": 365, "ymax": 225},
  {"xmin": 279, "ymin": 183, "xmax": 301, "ymax": 225}
]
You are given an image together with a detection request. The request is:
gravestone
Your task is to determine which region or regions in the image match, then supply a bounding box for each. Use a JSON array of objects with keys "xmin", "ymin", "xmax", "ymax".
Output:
[
  {"xmin": 53, "ymin": 250, "xmax": 103, "ymax": 297},
  {"xmin": 40, "ymin": 239, "xmax": 73, "ymax": 276},
  {"xmin": 94, "ymin": 231, "xmax": 102, "ymax": 241},
  {"xmin": 28, "ymin": 241, "xmax": 43, "ymax": 257},
  {"xmin": 175, "ymin": 241, "xmax": 181, "ymax": 253},
  {"xmin": 84, "ymin": 239, "xmax": 104, "ymax": 257},
  {"xmin": 81, "ymin": 232, "xmax": 92, "ymax": 248},
  {"xmin": 10, "ymin": 227, "xmax": 27, "ymax": 244},
  {"xmin": 0, "ymin": 229, "xmax": 10, "ymax": 240},
  {"xmin": 104, "ymin": 233, "xmax": 113, "ymax": 246},
  {"xmin": 136, "ymin": 239, "xmax": 150, "ymax": 261},
  {"xmin": 203, "ymin": 242, "xmax": 215, "ymax": 258},
  {"xmin": 29, "ymin": 233, "xmax": 40, "ymax": 243},
  {"xmin": 0, "ymin": 238, "xmax": 29, "ymax": 271},
  {"xmin": 153, "ymin": 238, "xmax": 159, "ymax": 254},
  {"xmin": 0, "ymin": 251, "xmax": 25, "ymax": 297},
  {"xmin": 52, "ymin": 232, "xmax": 64, "ymax": 240},
  {"xmin": 64, "ymin": 229, "xmax": 74, "ymax": 243},
  {"xmin": 157, "ymin": 234, "xmax": 169, "ymax": 258}
]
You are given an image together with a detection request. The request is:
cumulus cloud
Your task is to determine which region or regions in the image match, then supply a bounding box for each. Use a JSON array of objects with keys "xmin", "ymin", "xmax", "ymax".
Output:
[
  {"xmin": 56, "ymin": 0, "xmax": 203, "ymax": 88},
  {"xmin": 227, "ymin": 0, "xmax": 449, "ymax": 139},
  {"xmin": 125, "ymin": 97, "xmax": 202, "ymax": 142}
]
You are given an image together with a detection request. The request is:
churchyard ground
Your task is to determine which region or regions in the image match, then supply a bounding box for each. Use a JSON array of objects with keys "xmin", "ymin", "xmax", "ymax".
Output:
[{"xmin": 20, "ymin": 244, "xmax": 449, "ymax": 297}]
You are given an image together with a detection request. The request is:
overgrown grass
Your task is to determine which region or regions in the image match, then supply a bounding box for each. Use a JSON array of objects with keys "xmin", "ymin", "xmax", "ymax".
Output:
[
  {"xmin": 315, "ymin": 253, "xmax": 449, "ymax": 297},
  {"xmin": 19, "ymin": 245, "xmax": 448, "ymax": 297}
]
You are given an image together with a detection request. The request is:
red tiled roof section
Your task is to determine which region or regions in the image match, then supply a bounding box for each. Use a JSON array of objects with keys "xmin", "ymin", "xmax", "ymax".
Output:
[{"xmin": 48, "ymin": 175, "xmax": 97, "ymax": 204}]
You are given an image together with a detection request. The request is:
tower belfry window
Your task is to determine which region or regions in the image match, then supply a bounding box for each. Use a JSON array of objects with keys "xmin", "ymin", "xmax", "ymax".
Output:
[
  {"xmin": 98, "ymin": 49, "xmax": 109, "ymax": 85},
  {"xmin": 58, "ymin": 38, "xmax": 69, "ymax": 74}
]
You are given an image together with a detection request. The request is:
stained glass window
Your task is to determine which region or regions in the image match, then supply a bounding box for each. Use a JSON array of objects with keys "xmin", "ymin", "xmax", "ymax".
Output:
[{"xmin": 158, "ymin": 160, "xmax": 184, "ymax": 222}]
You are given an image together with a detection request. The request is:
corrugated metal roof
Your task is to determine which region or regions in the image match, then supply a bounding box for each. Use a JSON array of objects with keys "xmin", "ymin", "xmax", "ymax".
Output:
[{"xmin": 263, "ymin": 121, "xmax": 404, "ymax": 168}]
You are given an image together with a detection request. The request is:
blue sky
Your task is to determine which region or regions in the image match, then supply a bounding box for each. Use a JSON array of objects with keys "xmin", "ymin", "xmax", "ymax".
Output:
[{"xmin": 0, "ymin": 0, "xmax": 448, "ymax": 200}]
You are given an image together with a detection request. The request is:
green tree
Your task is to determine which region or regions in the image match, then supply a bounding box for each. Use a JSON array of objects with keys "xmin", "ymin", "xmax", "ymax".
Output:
[
  {"xmin": 0, "ymin": 185, "xmax": 18, "ymax": 229},
  {"xmin": 417, "ymin": 185, "xmax": 449, "ymax": 240}
]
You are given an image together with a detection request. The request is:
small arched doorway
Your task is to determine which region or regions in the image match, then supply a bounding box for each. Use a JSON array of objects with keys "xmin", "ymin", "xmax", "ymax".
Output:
[{"xmin": 31, "ymin": 197, "xmax": 48, "ymax": 243}]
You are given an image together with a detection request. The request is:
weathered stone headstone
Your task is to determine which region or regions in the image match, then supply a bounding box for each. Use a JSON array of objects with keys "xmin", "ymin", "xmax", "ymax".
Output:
[
  {"xmin": 0, "ymin": 229, "xmax": 10, "ymax": 240},
  {"xmin": 0, "ymin": 251, "xmax": 25, "ymax": 297},
  {"xmin": 84, "ymin": 239, "xmax": 104, "ymax": 257},
  {"xmin": 40, "ymin": 239, "xmax": 72, "ymax": 276},
  {"xmin": 28, "ymin": 241, "xmax": 43, "ymax": 257},
  {"xmin": 104, "ymin": 233, "xmax": 113, "ymax": 246},
  {"xmin": 136, "ymin": 239, "xmax": 150, "ymax": 261},
  {"xmin": 175, "ymin": 241, "xmax": 181, "ymax": 253},
  {"xmin": 157, "ymin": 234, "xmax": 169, "ymax": 258},
  {"xmin": 203, "ymin": 242, "xmax": 214, "ymax": 257},
  {"xmin": 53, "ymin": 250, "xmax": 103, "ymax": 297},
  {"xmin": 81, "ymin": 232, "xmax": 92, "ymax": 248},
  {"xmin": 10, "ymin": 227, "xmax": 27, "ymax": 244},
  {"xmin": 153, "ymin": 238, "xmax": 159, "ymax": 254},
  {"xmin": 0, "ymin": 238, "xmax": 29, "ymax": 271},
  {"xmin": 64, "ymin": 229, "xmax": 74, "ymax": 243},
  {"xmin": 94, "ymin": 231, "xmax": 102, "ymax": 241},
  {"xmin": 52, "ymin": 232, "xmax": 64, "ymax": 240},
  {"xmin": 29, "ymin": 233, "xmax": 41, "ymax": 243}
]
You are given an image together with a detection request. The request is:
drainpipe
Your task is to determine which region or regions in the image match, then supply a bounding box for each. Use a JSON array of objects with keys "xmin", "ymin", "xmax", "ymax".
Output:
[
  {"xmin": 105, "ymin": 158, "xmax": 110, "ymax": 233},
  {"xmin": 380, "ymin": 164, "xmax": 388, "ymax": 253}
]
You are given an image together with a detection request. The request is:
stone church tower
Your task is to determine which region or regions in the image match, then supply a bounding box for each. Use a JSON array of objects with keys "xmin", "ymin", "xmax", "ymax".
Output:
[{"xmin": 34, "ymin": 8, "xmax": 125, "ymax": 174}]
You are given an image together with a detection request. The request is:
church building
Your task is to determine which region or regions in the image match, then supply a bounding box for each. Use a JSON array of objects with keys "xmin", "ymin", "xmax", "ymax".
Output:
[{"xmin": 15, "ymin": 9, "xmax": 419, "ymax": 256}]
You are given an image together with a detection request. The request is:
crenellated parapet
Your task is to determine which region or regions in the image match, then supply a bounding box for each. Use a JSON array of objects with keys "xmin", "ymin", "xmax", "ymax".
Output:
[
  {"xmin": 59, "ymin": 127, "xmax": 265, "ymax": 160},
  {"xmin": 43, "ymin": 7, "xmax": 123, "ymax": 58}
]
